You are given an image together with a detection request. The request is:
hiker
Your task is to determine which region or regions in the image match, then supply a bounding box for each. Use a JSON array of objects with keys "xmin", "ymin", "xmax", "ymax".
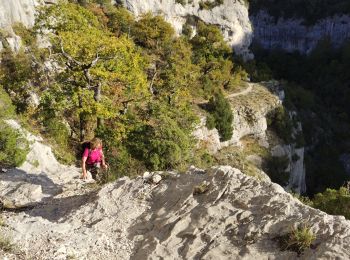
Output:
[{"xmin": 81, "ymin": 137, "xmax": 108, "ymax": 181}]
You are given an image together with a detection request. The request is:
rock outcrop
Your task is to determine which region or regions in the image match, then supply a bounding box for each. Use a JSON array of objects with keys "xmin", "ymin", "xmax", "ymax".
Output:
[
  {"xmin": 0, "ymin": 0, "xmax": 55, "ymax": 52},
  {"xmin": 120, "ymin": 0, "xmax": 253, "ymax": 59},
  {"xmin": 193, "ymin": 82, "xmax": 281, "ymax": 153},
  {"xmin": 1, "ymin": 165, "xmax": 350, "ymax": 259},
  {"xmin": 0, "ymin": 120, "xmax": 86, "ymax": 209},
  {"xmin": 252, "ymin": 11, "xmax": 350, "ymax": 53}
]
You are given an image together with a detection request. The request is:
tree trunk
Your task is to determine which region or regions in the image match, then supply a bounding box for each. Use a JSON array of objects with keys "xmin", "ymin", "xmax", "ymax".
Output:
[{"xmin": 94, "ymin": 82, "xmax": 104, "ymax": 129}]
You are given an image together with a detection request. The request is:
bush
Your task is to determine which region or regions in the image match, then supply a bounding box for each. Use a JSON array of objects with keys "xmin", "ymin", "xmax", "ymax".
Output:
[
  {"xmin": 44, "ymin": 119, "xmax": 70, "ymax": 147},
  {"xmin": 95, "ymin": 125, "xmax": 146, "ymax": 179},
  {"xmin": 279, "ymin": 225, "xmax": 316, "ymax": 255},
  {"xmin": 106, "ymin": 6, "xmax": 135, "ymax": 37},
  {"xmin": 207, "ymin": 91, "xmax": 233, "ymax": 141},
  {"xmin": 0, "ymin": 125, "xmax": 29, "ymax": 167},
  {"xmin": 312, "ymin": 186, "xmax": 350, "ymax": 219},
  {"xmin": 127, "ymin": 113, "xmax": 193, "ymax": 170},
  {"xmin": 264, "ymin": 155, "xmax": 290, "ymax": 186},
  {"xmin": 0, "ymin": 85, "xmax": 15, "ymax": 119},
  {"xmin": 199, "ymin": 0, "xmax": 223, "ymax": 10},
  {"xmin": 267, "ymin": 106, "xmax": 293, "ymax": 144}
]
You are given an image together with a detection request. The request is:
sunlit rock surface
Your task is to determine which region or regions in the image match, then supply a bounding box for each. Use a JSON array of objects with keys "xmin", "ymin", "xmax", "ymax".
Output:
[
  {"xmin": 121, "ymin": 0, "xmax": 253, "ymax": 59},
  {"xmin": 1, "ymin": 165, "xmax": 350, "ymax": 259}
]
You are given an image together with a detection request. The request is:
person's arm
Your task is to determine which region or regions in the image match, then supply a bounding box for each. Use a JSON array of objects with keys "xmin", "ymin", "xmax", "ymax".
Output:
[
  {"xmin": 101, "ymin": 150, "xmax": 108, "ymax": 169},
  {"xmin": 81, "ymin": 156, "xmax": 88, "ymax": 179},
  {"xmin": 81, "ymin": 148, "xmax": 89, "ymax": 179}
]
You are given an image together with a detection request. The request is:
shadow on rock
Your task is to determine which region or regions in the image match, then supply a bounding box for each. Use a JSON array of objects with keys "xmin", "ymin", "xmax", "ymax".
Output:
[{"xmin": 24, "ymin": 189, "xmax": 99, "ymax": 223}]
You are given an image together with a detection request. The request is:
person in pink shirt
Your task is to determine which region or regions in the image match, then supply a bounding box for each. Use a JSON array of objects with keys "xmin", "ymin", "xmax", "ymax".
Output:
[{"xmin": 81, "ymin": 137, "xmax": 108, "ymax": 181}]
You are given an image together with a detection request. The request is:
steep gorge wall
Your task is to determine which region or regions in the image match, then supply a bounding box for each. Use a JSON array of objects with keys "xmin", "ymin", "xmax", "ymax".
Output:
[
  {"xmin": 120, "ymin": 0, "xmax": 253, "ymax": 59},
  {"xmin": 0, "ymin": 0, "xmax": 56, "ymax": 52},
  {"xmin": 251, "ymin": 11, "xmax": 350, "ymax": 53}
]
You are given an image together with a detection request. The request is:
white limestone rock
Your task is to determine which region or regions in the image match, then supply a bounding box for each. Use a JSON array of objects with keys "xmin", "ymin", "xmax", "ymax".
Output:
[
  {"xmin": 120, "ymin": 0, "xmax": 253, "ymax": 59},
  {"xmin": 0, "ymin": 0, "xmax": 56, "ymax": 52},
  {"xmin": 252, "ymin": 11, "xmax": 350, "ymax": 53},
  {"xmin": 193, "ymin": 82, "xmax": 281, "ymax": 153},
  {"xmin": 1, "ymin": 166, "xmax": 350, "ymax": 259},
  {"xmin": 0, "ymin": 120, "xmax": 83, "ymax": 209}
]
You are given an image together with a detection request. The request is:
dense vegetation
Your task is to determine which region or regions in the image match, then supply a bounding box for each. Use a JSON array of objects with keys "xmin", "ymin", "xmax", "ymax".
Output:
[
  {"xmin": 247, "ymin": 38, "xmax": 350, "ymax": 196},
  {"xmin": 0, "ymin": 87, "xmax": 29, "ymax": 167},
  {"xmin": 249, "ymin": 0, "xmax": 350, "ymax": 25},
  {"xmin": 206, "ymin": 91, "xmax": 233, "ymax": 141},
  {"xmin": 0, "ymin": 1, "xmax": 244, "ymax": 178}
]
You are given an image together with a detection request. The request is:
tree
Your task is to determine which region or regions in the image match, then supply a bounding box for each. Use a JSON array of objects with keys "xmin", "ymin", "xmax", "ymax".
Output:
[
  {"xmin": 36, "ymin": 2, "xmax": 148, "ymax": 140},
  {"xmin": 190, "ymin": 21, "xmax": 235, "ymax": 96},
  {"xmin": 206, "ymin": 91, "xmax": 233, "ymax": 141}
]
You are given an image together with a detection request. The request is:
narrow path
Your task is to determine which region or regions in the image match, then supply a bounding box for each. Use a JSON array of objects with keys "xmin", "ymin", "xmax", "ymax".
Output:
[
  {"xmin": 226, "ymin": 83, "xmax": 253, "ymax": 99},
  {"xmin": 195, "ymin": 83, "xmax": 253, "ymax": 106}
]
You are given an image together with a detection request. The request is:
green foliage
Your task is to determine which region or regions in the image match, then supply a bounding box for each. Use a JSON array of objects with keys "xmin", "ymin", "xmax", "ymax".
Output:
[
  {"xmin": 290, "ymin": 192, "xmax": 313, "ymax": 206},
  {"xmin": 37, "ymin": 2, "xmax": 148, "ymax": 140},
  {"xmin": 199, "ymin": 0, "xmax": 223, "ymax": 10},
  {"xmin": 175, "ymin": 0, "xmax": 186, "ymax": 5},
  {"xmin": 0, "ymin": 2, "xmax": 248, "ymax": 177},
  {"xmin": 253, "ymin": 39, "xmax": 350, "ymax": 195},
  {"xmin": 106, "ymin": 6, "xmax": 135, "ymax": 36},
  {"xmin": 279, "ymin": 225, "xmax": 316, "ymax": 255},
  {"xmin": 207, "ymin": 91, "xmax": 233, "ymax": 141},
  {"xmin": 159, "ymin": 37, "xmax": 200, "ymax": 98},
  {"xmin": 35, "ymin": 1, "xmax": 102, "ymax": 32},
  {"xmin": 12, "ymin": 23, "xmax": 36, "ymax": 47},
  {"xmin": 190, "ymin": 147, "xmax": 214, "ymax": 169},
  {"xmin": 191, "ymin": 21, "xmax": 236, "ymax": 96},
  {"xmin": 182, "ymin": 23, "xmax": 193, "ymax": 38},
  {"xmin": 127, "ymin": 102, "xmax": 196, "ymax": 170},
  {"xmin": 44, "ymin": 119, "xmax": 70, "ymax": 147},
  {"xmin": 0, "ymin": 86, "xmax": 15, "ymax": 119},
  {"xmin": 312, "ymin": 186, "xmax": 350, "ymax": 219},
  {"xmin": 193, "ymin": 181, "xmax": 210, "ymax": 195},
  {"xmin": 0, "ymin": 50, "xmax": 36, "ymax": 113},
  {"xmin": 0, "ymin": 235, "xmax": 14, "ymax": 252},
  {"xmin": 0, "ymin": 125, "xmax": 29, "ymax": 167},
  {"xmin": 267, "ymin": 106, "xmax": 293, "ymax": 144},
  {"xmin": 264, "ymin": 155, "xmax": 290, "ymax": 186},
  {"xmin": 131, "ymin": 13, "xmax": 175, "ymax": 50}
]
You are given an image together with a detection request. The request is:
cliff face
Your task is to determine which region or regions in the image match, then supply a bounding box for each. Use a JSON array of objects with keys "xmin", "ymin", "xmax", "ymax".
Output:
[
  {"xmin": 120, "ymin": 0, "xmax": 253, "ymax": 59},
  {"xmin": 251, "ymin": 11, "xmax": 350, "ymax": 53},
  {"xmin": 0, "ymin": 0, "xmax": 39, "ymax": 51},
  {"xmin": 193, "ymin": 82, "xmax": 281, "ymax": 153}
]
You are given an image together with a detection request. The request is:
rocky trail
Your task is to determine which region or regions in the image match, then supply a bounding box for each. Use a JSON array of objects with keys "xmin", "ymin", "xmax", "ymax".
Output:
[
  {"xmin": 0, "ymin": 123, "xmax": 349, "ymax": 259},
  {"xmin": 226, "ymin": 84, "xmax": 253, "ymax": 99},
  {"xmin": 2, "ymin": 162, "xmax": 350, "ymax": 259}
]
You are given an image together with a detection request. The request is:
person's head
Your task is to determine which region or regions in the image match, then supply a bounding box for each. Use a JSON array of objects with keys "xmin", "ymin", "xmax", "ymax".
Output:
[{"xmin": 90, "ymin": 137, "xmax": 102, "ymax": 150}]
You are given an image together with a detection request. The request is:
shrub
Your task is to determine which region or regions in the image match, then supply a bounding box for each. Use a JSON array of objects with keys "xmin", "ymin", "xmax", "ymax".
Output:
[
  {"xmin": 0, "ymin": 235, "xmax": 14, "ymax": 252},
  {"xmin": 175, "ymin": 0, "xmax": 186, "ymax": 5},
  {"xmin": 199, "ymin": 0, "xmax": 223, "ymax": 10},
  {"xmin": 279, "ymin": 225, "xmax": 316, "ymax": 255},
  {"xmin": 312, "ymin": 186, "xmax": 350, "ymax": 219},
  {"xmin": 127, "ymin": 113, "xmax": 193, "ymax": 170},
  {"xmin": 0, "ymin": 125, "xmax": 29, "ymax": 167},
  {"xmin": 267, "ymin": 106, "xmax": 293, "ymax": 144},
  {"xmin": 106, "ymin": 6, "xmax": 135, "ymax": 37},
  {"xmin": 264, "ymin": 155, "xmax": 290, "ymax": 186},
  {"xmin": 44, "ymin": 119, "xmax": 70, "ymax": 147},
  {"xmin": 0, "ymin": 85, "xmax": 15, "ymax": 119},
  {"xmin": 207, "ymin": 91, "xmax": 233, "ymax": 141},
  {"xmin": 131, "ymin": 13, "xmax": 175, "ymax": 50},
  {"xmin": 193, "ymin": 181, "xmax": 210, "ymax": 195},
  {"xmin": 95, "ymin": 125, "xmax": 146, "ymax": 179}
]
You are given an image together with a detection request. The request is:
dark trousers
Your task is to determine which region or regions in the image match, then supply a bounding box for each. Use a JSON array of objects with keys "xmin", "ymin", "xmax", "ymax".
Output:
[{"xmin": 87, "ymin": 162, "xmax": 101, "ymax": 181}]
